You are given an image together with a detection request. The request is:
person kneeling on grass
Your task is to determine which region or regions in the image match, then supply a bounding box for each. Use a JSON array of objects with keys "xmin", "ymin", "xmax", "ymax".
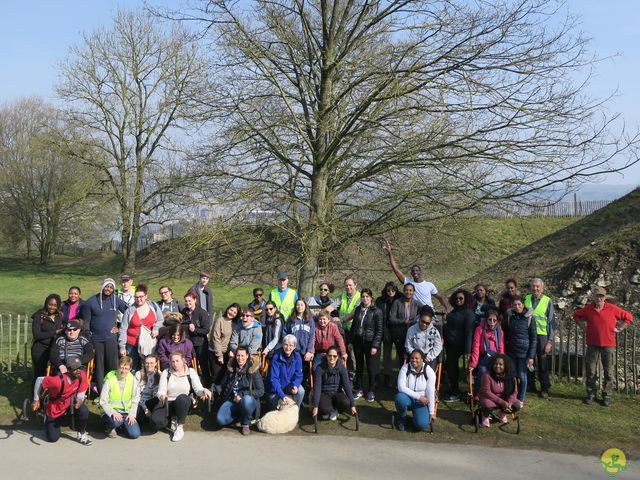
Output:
[
  {"xmin": 266, "ymin": 334, "xmax": 304, "ymax": 410},
  {"xmin": 32, "ymin": 356, "xmax": 92, "ymax": 445},
  {"xmin": 152, "ymin": 350, "xmax": 211, "ymax": 442},
  {"xmin": 394, "ymin": 349, "xmax": 436, "ymax": 432},
  {"xmin": 478, "ymin": 353, "xmax": 520, "ymax": 428},
  {"xmin": 100, "ymin": 355, "xmax": 141, "ymax": 439},
  {"xmin": 215, "ymin": 346, "xmax": 265, "ymax": 435},
  {"xmin": 311, "ymin": 345, "xmax": 357, "ymax": 421}
]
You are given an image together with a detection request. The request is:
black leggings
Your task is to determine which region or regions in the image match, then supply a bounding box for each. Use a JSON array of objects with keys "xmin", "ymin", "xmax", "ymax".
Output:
[
  {"xmin": 317, "ymin": 392, "xmax": 351, "ymax": 416},
  {"xmin": 93, "ymin": 337, "xmax": 119, "ymax": 392},
  {"xmin": 444, "ymin": 344, "xmax": 464, "ymax": 395},
  {"xmin": 352, "ymin": 340, "xmax": 380, "ymax": 392},
  {"xmin": 150, "ymin": 394, "xmax": 192, "ymax": 428},
  {"xmin": 44, "ymin": 404, "xmax": 89, "ymax": 442}
]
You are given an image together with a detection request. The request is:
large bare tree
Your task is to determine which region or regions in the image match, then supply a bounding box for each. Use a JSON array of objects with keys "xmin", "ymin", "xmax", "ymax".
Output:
[
  {"xmin": 167, "ymin": 0, "xmax": 639, "ymax": 296},
  {"xmin": 0, "ymin": 98, "xmax": 97, "ymax": 264},
  {"xmin": 57, "ymin": 10, "xmax": 208, "ymax": 272}
]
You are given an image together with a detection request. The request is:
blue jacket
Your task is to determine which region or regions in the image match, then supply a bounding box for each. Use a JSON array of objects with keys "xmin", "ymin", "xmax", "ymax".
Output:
[
  {"xmin": 506, "ymin": 309, "xmax": 537, "ymax": 359},
  {"xmin": 266, "ymin": 350, "xmax": 303, "ymax": 399},
  {"xmin": 81, "ymin": 294, "xmax": 127, "ymax": 342},
  {"xmin": 283, "ymin": 317, "xmax": 314, "ymax": 356}
]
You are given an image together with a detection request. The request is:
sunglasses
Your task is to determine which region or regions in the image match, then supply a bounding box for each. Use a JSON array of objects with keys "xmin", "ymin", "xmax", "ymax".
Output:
[
  {"xmin": 255, "ymin": 293, "xmax": 264, "ymax": 297},
  {"xmin": 326, "ymin": 354, "xmax": 338, "ymax": 358},
  {"xmin": 66, "ymin": 327, "xmax": 80, "ymax": 332},
  {"xmin": 319, "ymin": 288, "xmax": 329, "ymax": 292},
  {"xmin": 266, "ymin": 307, "xmax": 275, "ymax": 311},
  {"xmin": 456, "ymin": 296, "xmax": 465, "ymax": 301}
]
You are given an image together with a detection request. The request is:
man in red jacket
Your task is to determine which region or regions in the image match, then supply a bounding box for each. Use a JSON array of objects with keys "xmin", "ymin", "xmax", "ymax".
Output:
[
  {"xmin": 573, "ymin": 287, "xmax": 633, "ymax": 406},
  {"xmin": 32, "ymin": 356, "xmax": 92, "ymax": 445}
]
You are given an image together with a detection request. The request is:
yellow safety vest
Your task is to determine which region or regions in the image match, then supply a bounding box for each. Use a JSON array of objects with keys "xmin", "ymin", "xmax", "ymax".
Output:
[
  {"xmin": 102, "ymin": 370, "xmax": 135, "ymax": 413},
  {"xmin": 270, "ymin": 288, "xmax": 297, "ymax": 320},
  {"xmin": 524, "ymin": 294, "xmax": 551, "ymax": 336},
  {"xmin": 339, "ymin": 291, "xmax": 361, "ymax": 331}
]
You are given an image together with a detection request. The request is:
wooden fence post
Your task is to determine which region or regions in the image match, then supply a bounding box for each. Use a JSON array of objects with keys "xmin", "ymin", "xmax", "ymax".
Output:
[
  {"xmin": 16, "ymin": 314, "xmax": 21, "ymax": 369},
  {"xmin": 0, "ymin": 314, "xmax": 3, "ymax": 373},
  {"xmin": 23, "ymin": 314, "xmax": 29, "ymax": 373},
  {"xmin": 8, "ymin": 314, "xmax": 12, "ymax": 373}
]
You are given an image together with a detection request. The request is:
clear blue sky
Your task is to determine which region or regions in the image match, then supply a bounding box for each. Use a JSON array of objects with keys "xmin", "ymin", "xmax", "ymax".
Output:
[{"xmin": 1, "ymin": 0, "xmax": 638, "ymax": 188}]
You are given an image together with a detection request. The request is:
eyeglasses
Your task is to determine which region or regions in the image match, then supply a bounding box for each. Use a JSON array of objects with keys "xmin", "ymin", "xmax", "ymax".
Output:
[
  {"xmin": 255, "ymin": 293, "xmax": 264, "ymax": 297},
  {"xmin": 326, "ymin": 354, "xmax": 338, "ymax": 358},
  {"xmin": 319, "ymin": 288, "xmax": 329, "ymax": 292},
  {"xmin": 487, "ymin": 319, "xmax": 498, "ymax": 324},
  {"xmin": 135, "ymin": 295, "xmax": 146, "ymax": 299},
  {"xmin": 159, "ymin": 290, "xmax": 170, "ymax": 295}
]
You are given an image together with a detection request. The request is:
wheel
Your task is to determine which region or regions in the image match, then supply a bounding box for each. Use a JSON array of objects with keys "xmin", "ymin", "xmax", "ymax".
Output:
[{"xmin": 474, "ymin": 413, "xmax": 479, "ymax": 433}]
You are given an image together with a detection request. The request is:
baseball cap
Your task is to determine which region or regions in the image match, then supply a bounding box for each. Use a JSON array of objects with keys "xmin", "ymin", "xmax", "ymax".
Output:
[{"xmin": 66, "ymin": 357, "xmax": 82, "ymax": 371}]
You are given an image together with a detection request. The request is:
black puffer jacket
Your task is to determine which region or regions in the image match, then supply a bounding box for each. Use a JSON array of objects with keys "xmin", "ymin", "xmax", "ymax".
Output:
[
  {"xmin": 218, "ymin": 357, "xmax": 264, "ymax": 401},
  {"xmin": 505, "ymin": 308, "xmax": 537, "ymax": 359},
  {"xmin": 444, "ymin": 306, "xmax": 475, "ymax": 354},
  {"xmin": 349, "ymin": 305, "xmax": 383, "ymax": 348}
]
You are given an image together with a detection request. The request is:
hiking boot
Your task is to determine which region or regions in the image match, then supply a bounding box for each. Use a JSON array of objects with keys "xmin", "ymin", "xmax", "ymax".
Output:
[
  {"xmin": 329, "ymin": 410, "xmax": 338, "ymax": 421},
  {"xmin": 583, "ymin": 394, "xmax": 595, "ymax": 405},
  {"xmin": 354, "ymin": 390, "xmax": 364, "ymax": 400},
  {"xmin": 366, "ymin": 391, "xmax": 375, "ymax": 403},
  {"xmin": 395, "ymin": 418, "xmax": 407, "ymax": 431},
  {"xmin": 602, "ymin": 394, "xmax": 611, "ymax": 407},
  {"xmin": 77, "ymin": 432, "xmax": 93, "ymax": 446},
  {"xmin": 106, "ymin": 428, "xmax": 117, "ymax": 439},
  {"xmin": 497, "ymin": 411, "xmax": 509, "ymax": 424},
  {"xmin": 481, "ymin": 415, "xmax": 490, "ymax": 428},
  {"xmin": 241, "ymin": 425, "xmax": 251, "ymax": 436},
  {"xmin": 539, "ymin": 390, "xmax": 549, "ymax": 399},
  {"xmin": 172, "ymin": 425, "xmax": 184, "ymax": 442}
]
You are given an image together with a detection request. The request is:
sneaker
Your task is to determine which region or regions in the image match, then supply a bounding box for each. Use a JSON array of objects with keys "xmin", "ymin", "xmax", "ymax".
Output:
[
  {"xmin": 497, "ymin": 411, "xmax": 509, "ymax": 424},
  {"xmin": 602, "ymin": 395, "xmax": 611, "ymax": 407},
  {"xmin": 481, "ymin": 415, "xmax": 490, "ymax": 428},
  {"xmin": 444, "ymin": 394, "xmax": 460, "ymax": 403},
  {"xmin": 172, "ymin": 425, "xmax": 184, "ymax": 442},
  {"xmin": 519, "ymin": 401, "xmax": 524, "ymax": 409},
  {"xmin": 354, "ymin": 390, "xmax": 364, "ymax": 400},
  {"xmin": 583, "ymin": 395, "xmax": 595, "ymax": 405},
  {"xmin": 366, "ymin": 391, "xmax": 375, "ymax": 402},
  {"xmin": 539, "ymin": 390, "xmax": 549, "ymax": 399},
  {"xmin": 396, "ymin": 418, "xmax": 406, "ymax": 431},
  {"xmin": 106, "ymin": 427, "xmax": 116, "ymax": 438},
  {"xmin": 170, "ymin": 417, "xmax": 178, "ymax": 432},
  {"xmin": 77, "ymin": 432, "xmax": 93, "ymax": 446},
  {"xmin": 329, "ymin": 410, "xmax": 338, "ymax": 421},
  {"xmin": 241, "ymin": 425, "xmax": 250, "ymax": 436}
]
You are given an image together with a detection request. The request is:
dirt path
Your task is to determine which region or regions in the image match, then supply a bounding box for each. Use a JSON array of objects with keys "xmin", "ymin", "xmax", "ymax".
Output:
[{"xmin": 1, "ymin": 428, "xmax": 637, "ymax": 479}]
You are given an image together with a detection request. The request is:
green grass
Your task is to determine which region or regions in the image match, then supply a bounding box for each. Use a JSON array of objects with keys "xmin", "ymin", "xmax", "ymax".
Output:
[{"xmin": 3, "ymin": 374, "xmax": 638, "ymax": 458}]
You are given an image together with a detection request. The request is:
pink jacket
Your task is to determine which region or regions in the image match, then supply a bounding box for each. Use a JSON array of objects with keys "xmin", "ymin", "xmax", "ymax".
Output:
[
  {"xmin": 468, "ymin": 322, "xmax": 504, "ymax": 368},
  {"xmin": 478, "ymin": 371, "xmax": 518, "ymax": 407}
]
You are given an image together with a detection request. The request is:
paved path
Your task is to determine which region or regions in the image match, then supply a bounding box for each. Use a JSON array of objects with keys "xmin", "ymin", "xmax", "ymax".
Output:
[{"xmin": 0, "ymin": 428, "xmax": 636, "ymax": 479}]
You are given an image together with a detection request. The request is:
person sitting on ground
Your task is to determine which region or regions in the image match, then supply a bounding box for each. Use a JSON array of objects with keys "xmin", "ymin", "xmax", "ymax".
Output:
[
  {"xmin": 468, "ymin": 308, "xmax": 504, "ymax": 393},
  {"xmin": 135, "ymin": 354, "xmax": 161, "ymax": 423},
  {"xmin": 229, "ymin": 308, "xmax": 263, "ymax": 359},
  {"xmin": 395, "ymin": 349, "xmax": 436, "ymax": 432},
  {"xmin": 261, "ymin": 301, "xmax": 283, "ymax": 360},
  {"xmin": 307, "ymin": 282, "xmax": 337, "ymax": 316},
  {"xmin": 311, "ymin": 345, "xmax": 357, "ymax": 421},
  {"xmin": 152, "ymin": 350, "xmax": 211, "ymax": 442},
  {"xmin": 443, "ymin": 289, "xmax": 475, "ymax": 402},
  {"xmin": 505, "ymin": 296, "xmax": 536, "ymax": 407},
  {"xmin": 157, "ymin": 324, "xmax": 194, "ymax": 371},
  {"xmin": 477, "ymin": 353, "xmax": 520, "ymax": 428},
  {"xmin": 50, "ymin": 318, "xmax": 94, "ymax": 373},
  {"xmin": 313, "ymin": 309, "xmax": 347, "ymax": 370},
  {"xmin": 32, "ymin": 356, "xmax": 92, "ymax": 445},
  {"xmin": 405, "ymin": 305, "xmax": 442, "ymax": 371},
  {"xmin": 100, "ymin": 355, "xmax": 141, "ymax": 439},
  {"xmin": 265, "ymin": 334, "xmax": 304, "ymax": 409},
  {"xmin": 209, "ymin": 303, "xmax": 241, "ymax": 386},
  {"xmin": 215, "ymin": 346, "xmax": 265, "ymax": 435}
]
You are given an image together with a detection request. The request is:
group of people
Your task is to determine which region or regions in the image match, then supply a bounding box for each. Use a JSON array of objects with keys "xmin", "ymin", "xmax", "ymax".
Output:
[{"xmin": 30, "ymin": 242, "xmax": 634, "ymax": 444}]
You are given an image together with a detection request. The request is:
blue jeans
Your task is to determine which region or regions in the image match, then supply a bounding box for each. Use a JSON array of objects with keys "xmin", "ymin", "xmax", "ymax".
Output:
[
  {"xmin": 216, "ymin": 396, "xmax": 257, "ymax": 427},
  {"xmin": 125, "ymin": 344, "xmax": 141, "ymax": 372},
  {"xmin": 394, "ymin": 392, "xmax": 431, "ymax": 431},
  {"xmin": 102, "ymin": 413, "xmax": 141, "ymax": 439},
  {"xmin": 512, "ymin": 357, "xmax": 528, "ymax": 402},
  {"xmin": 267, "ymin": 385, "xmax": 305, "ymax": 409}
]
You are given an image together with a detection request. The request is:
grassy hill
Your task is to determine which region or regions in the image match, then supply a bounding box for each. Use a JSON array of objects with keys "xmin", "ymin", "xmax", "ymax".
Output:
[{"xmin": 454, "ymin": 187, "xmax": 640, "ymax": 304}]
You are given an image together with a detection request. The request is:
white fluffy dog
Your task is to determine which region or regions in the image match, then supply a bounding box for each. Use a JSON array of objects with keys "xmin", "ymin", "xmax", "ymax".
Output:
[{"xmin": 257, "ymin": 398, "xmax": 299, "ymax": 434}]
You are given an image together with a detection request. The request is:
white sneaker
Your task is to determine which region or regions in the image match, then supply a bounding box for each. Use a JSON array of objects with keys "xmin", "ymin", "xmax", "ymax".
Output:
[
  {"xmin": 329, "ymin": 410, "xmax": 338, "ymax": 421},
  {"xmin": 77, "ymin": 432, "xmax": 93, "ymax": 446},
  {"xmin": 172, "ymin": 425, "xmax": 184, "ymax": 442},
  {"xmin": 170, "ymin": 417, "xmax": 177, "ymax": 432}
]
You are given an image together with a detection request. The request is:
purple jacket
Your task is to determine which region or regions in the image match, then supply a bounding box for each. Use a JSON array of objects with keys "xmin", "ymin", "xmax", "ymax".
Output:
[{"xmin": 157, "ymin": 336, "xmax": 194, "ymax": 370}]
